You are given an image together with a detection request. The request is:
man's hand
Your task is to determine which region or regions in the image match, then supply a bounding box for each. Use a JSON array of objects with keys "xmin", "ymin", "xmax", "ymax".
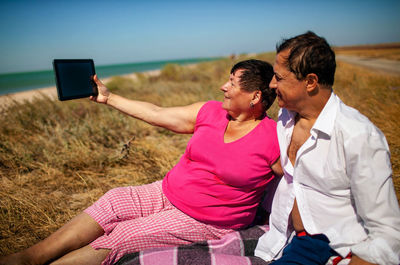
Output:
[
  {"xmin": 90, "ymin": 75, "xmax": 111, "ymax": 104},
  {"xmin": 348, "ymin": 255, "xmax": 377, "ymax": 265}
]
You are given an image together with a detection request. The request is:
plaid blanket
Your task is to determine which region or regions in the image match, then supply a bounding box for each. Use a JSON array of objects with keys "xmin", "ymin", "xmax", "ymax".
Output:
[{"xmin": 116, "ymin": 225, "xmax": 270, "ymax": 265}]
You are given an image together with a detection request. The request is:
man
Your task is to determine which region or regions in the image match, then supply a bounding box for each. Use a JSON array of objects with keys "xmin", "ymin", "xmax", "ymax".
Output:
[{"xmin": 255, "ymin": 31, "xmax": 400, "ymax": 265}]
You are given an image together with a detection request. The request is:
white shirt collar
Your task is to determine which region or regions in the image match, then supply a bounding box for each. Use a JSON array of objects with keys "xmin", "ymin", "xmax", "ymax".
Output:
[
  {"xmin": 280, "ymin": 92, "xmax": 337, "ymax": 137},
  {"xmin": 311, "ymin": 92, "xmax": 337, "ymax": 137}
]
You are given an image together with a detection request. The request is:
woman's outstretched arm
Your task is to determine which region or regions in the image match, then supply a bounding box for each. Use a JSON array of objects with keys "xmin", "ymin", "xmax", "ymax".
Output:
[{"xmin": 90, "ymin": 75, "xmax": 205, "ymax": 134}]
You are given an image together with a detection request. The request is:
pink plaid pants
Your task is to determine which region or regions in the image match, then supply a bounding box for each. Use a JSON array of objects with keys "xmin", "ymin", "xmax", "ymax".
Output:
[{"xmin": 84, "ymin": 180, "xmax": 233, "ymax": 264}]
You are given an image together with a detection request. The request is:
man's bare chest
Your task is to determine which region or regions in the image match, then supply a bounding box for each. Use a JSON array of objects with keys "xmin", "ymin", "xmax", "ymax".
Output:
[{"xmin": 287, "ymin": 122, "xmax": 312, "ymax": 165}]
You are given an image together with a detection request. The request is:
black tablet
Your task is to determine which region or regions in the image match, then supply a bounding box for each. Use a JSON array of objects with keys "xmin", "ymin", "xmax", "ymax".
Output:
[{"xmin": 53, "ymin": 59, "xmax": 98, "ymax": 101}]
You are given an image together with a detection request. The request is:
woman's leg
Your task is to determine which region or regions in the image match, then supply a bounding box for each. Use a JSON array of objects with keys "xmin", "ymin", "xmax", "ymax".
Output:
[
  {"xmin": 49, "ymin": 245, "xmax": 110, "ymax": 265},
  {"xmin": 48, "ymin": 181, "xmax": 173, "ymax": 265},
  {"xmin": 95, "ymin": 206, "xmax": 234, "ymax": 264},
  {"xmin": 0, "ymin": 212, "xmax": 104, "ymax": 265},
  {"xmin": 0, "ymin": 181, "xmax": 170, "ymax": 265}
]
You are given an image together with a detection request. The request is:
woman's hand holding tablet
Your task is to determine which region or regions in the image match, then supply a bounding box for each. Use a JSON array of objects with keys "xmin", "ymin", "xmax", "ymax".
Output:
[{"xmin": 53, "ymin": 59, "xmax": 98, "ymax": 101}]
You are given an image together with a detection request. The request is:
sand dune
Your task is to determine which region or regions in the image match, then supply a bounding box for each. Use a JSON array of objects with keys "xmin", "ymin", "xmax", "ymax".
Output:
[
  {"xmin": 0, "ymin": 86, "xmax": 58, "ymax": 109},
  {"xmin": 0, "ymin": 70, "xmax": 160, "ymax": 109}
]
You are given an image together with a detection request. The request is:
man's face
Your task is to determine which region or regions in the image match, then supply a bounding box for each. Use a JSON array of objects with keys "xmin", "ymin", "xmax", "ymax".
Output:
[{"xmin": 270, "ymin": 49, "xmax": 307, "ymax": 111}]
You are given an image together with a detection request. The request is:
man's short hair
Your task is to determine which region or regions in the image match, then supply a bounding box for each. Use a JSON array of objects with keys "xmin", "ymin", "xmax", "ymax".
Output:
[
  {"xmin": 276, "ymin": 31, "xmax": 336, "ymax": 86},
  {"xmin": 230, "ymin": 59, "xmax": 276, "ymax": 111}
]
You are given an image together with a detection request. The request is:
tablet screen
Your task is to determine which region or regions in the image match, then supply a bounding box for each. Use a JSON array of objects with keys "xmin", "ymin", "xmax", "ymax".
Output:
[{"xmin": 53, "ymin": 59, "xmax": 98, "ymax": 101}]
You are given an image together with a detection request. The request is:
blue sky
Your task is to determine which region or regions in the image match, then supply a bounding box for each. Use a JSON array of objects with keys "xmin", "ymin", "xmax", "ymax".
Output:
[{"xmin": 0, "ymin": 0, "xmax": 399, "ymax": 74}]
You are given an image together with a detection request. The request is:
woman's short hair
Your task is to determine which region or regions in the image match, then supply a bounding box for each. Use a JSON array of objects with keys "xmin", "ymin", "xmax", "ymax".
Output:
[{"xmin": 230, "ymin": 59, "xmax": 276, "ymax": 111}]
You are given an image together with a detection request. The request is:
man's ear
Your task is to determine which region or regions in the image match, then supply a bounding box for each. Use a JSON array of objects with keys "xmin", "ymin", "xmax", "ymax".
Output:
[{"xmin": 305, "ymin": 73, "xmax": 318, "ymax": 94}]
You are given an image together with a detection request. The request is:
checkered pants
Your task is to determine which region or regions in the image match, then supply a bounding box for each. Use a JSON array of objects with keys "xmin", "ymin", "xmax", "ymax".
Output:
[{"xmin": 84, "ymin": 180, "xmax": 234, "ymax": 265}]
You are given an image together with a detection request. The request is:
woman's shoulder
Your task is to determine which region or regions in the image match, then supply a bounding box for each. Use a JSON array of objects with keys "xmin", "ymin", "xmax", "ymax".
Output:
[
  {"xmin": 196, "ymin": 100, "xmax": 225, "ymax": 125},
  {"xmin": 203, "ymin": 100, "xmax": 222, "ymax": 110},
  {"xmin": 256, "ymin": 116, "xmax": 280, "ymax": 163},
  {"xmin": 256, "ymin": 115, "xmax": 279, "ymax": 143},
  {"xmin": 198, "ymin": 100, "xmax": 224, "ymax": 116},
  {"xmin": 260, "ymin": 115, "xmax": 277, "ymax": 131}
]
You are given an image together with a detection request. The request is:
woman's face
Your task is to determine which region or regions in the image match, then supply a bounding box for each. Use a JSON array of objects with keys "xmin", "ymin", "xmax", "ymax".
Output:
[{"xmin": 220, "ymin": 69, "xmax": 254, "ymax": 116}]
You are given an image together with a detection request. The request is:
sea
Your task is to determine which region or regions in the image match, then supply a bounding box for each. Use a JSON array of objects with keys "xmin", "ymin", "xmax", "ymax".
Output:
[{"xmin": 0, "ymin": 57, "xmax": 219, "ymax": 96}]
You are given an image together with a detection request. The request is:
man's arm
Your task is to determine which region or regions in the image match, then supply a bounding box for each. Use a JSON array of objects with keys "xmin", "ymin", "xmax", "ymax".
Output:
[
  {"xmin": 349, "ymin": 255, "xmax": 377, "ymax": 265},
  {"xmin": 346, "ymin": 131, "xmax": 400, "ymax": 265},
  {"xmin": 91, "ymin": 75, "xmax": 205, "ymax": 134}
]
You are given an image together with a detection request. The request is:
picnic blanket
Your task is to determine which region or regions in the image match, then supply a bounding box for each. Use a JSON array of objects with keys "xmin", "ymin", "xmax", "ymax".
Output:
[{"xmin": 115, "ymin": 225, "xmax": 270, "ymax": 265}]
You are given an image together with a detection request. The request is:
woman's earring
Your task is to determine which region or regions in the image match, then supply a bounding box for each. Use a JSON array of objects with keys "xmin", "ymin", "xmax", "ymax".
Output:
[{"xmin": 250, "ymin": 102, "xmax": 254, "ymax": 108}]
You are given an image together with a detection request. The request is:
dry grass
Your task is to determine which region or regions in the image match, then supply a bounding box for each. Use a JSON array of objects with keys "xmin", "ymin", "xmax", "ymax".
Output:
[
  {"xmin": 335, "ymin": 43, "xmax": 400, "ymax": 61},
  {"xmin": 0, "ymin": 49, "xmax": 399, "ymax": 255},
  {"xmin": 333, "ymin": 60, "xmax": 400, "ymax": 199}
]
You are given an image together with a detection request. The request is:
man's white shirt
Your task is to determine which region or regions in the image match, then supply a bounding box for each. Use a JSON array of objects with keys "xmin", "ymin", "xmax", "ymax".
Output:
[{"xmin": 255, "ymin": 93, "xmax": 400, "ymax": 265}]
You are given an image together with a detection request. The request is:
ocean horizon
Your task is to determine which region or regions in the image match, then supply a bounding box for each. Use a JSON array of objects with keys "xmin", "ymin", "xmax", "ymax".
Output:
[{"xmin": 0, "ymin": 57, "xmax": 220, "ymax": 96}]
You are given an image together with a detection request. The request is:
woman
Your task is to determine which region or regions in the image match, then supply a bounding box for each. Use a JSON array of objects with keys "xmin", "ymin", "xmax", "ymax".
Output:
[{"xmin": 1, "ymin": 59, "xmax": 282, "ymax": 265}]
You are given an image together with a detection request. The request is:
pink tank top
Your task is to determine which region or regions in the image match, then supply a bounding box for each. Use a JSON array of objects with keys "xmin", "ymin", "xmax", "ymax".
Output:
[{"xmin": 163, "ymin": 101, "xmax": 280, "ymax": 229}]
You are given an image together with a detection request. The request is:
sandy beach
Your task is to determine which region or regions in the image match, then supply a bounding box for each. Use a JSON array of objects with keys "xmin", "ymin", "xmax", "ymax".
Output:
[
  {"xmin": 0, "ymin": 86, "xmax": 58, "ymax": 109},
  {"xmin": 0, "ymin": 70, "xmax": 161, "ymax": 109}
]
